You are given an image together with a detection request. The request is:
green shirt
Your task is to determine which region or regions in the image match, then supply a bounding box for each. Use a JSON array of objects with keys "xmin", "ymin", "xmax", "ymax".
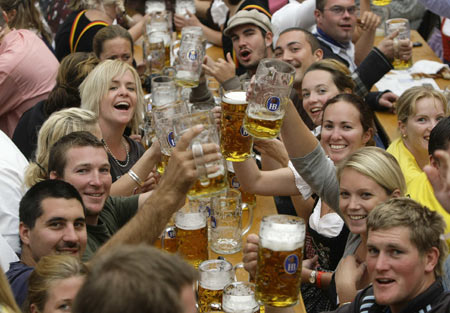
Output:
[{"xmin": 83, "ymin": 195, "xmax": 139, "ymax": 261}]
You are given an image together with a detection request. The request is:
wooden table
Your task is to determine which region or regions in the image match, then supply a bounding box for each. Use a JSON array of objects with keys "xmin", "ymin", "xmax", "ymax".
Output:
[{"xmin": 374, "ymin": 30, "xmax": 448, "ymax": 141}]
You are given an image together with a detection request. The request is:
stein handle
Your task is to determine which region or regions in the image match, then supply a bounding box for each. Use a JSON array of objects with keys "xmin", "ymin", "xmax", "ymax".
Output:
[
  {"xmin": 241, "ymin": 203, "xmax": 253, "ymax": 236},
  {"xmin": 170, "ymin": 40, "xmax": 181, "ymax": 66},
  {"xmin": 233, "ymin": 262, "xmax": 251, "ymax": 282}
]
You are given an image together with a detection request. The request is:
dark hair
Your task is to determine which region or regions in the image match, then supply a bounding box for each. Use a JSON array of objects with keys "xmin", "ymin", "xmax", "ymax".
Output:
[
  {"xmin": 316, "ymin": 0, "xmax": 327, "ymax": 11},
  {"xmin": 19, "ymin": 180, "xmax": 84, "ymax": 229},
  {"xmin": 73, "ymin": 245, "xmax": 198, "ymax": 313},
  {"xmin": 44, "ymin": 52, "xmax": 99, "ymax": 117},
  {"xmin": 429, "ymin": 116, "xmax": 450, "ymax": 156},
  {"xmin": 323, "ymin": 93, "xmax": 375, "ymax": 134},
  {"xmin": 48, "ymin": 131, "xmax": 104, "ymax": 179},
  {"xmin": 279, "ymin": 27, "xmax": 321, "ymax": 52},
  {"xmin": 304, "ymin": 59, "xmax": 354, "ymax": 92},
  {"xmin": 93, "ymin": 25, "xmax": 134, "ymax": 59}
]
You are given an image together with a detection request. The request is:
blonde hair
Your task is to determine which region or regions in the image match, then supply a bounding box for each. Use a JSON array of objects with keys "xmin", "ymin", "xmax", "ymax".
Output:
[
  {"xmin": 69, "ymin": 0, "xmax": 117, "ymax": 11},
  {"xmin": 79, "ymin": 59, "xmax": 144, "ymax": 133},
  {"xmin": 337, "ymin": 146, "xmax": 406, "ymax": 196},
  {"xmin": 0, "ymin": 267, "xmax": 21, "ymax": 313},
  {"xmin": 26, "ymin": 255, "xmax": 88, "ymax": 313},
  {"xmin": 25, "ymin": 108, "xmax": 98, "ymax": 187},
  {"xmin": 396, "ymin": 86, "xmax": 448, "ymax": 124}
]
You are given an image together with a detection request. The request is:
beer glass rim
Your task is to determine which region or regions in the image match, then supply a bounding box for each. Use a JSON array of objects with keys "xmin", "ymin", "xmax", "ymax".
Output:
[
  {"xmin": 199, "ymin": 259, "xmax": 234, "ymax": 273},
  {"xmin": 259, "ymin": 58, "xmax": 296, "ymax": 75},
  {"xmin": 222, "ymin": 91, "xmax": 247, "ymax": 105},
  {"xmin": 223, "ymin": 281, "xmax": 256, "ymax": 294},
  {"xmin": 385, "ymin": 17, "xmax": 409, "ymax": 25},
  {"xmin": 261, "ymin": 214, "xmax": 304, "ymax": 225},
  {"xmin": 151, "ymin": 75, "xmax": 173, "ymax": 84}
]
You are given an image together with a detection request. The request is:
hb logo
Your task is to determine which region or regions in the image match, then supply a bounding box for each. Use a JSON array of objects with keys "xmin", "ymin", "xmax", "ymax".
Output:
[
  {"xmin": 284, "ymin": 254, "xmax": 299, "ymax": 274},
  {"xmin": 187, "ymin": 49, "xmax": 198, "ymax": 61},
  {"xmin": 240, "ymin": 126, "xmax": 249, "ymax": 137},
  {"xmin": 266, "ymin": 96, "xmax": 280, "ymax": 112},
  {"xmin": 167, "ymin": 131, "xmax": 176, "ymax": 147},
  {"xmin": 231, "ymin": 176, "xmax": 241, "ymax": 189}
]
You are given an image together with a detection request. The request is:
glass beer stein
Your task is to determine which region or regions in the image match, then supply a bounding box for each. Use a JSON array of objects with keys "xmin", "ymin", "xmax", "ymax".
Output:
[
  {"xmin": 221, "ymin": 91, "xmax": 254, "ymax": 162},
  {"xmin": 175, "ymin": 203, "xmax": 209, "ymax": 268},
  {"xmin": 210, "ymin": 189, "xmax": 253, "ymax": 254},
  {"xmin": 223, "ymin": 282, "xmax": 260, "ymax": 313},
  {"xmin": 173, "ymin": 111, "xmax": 228, "ymax": 198},
  {"xmin": 174, "ymin": 36, "xmax": 205, "ymax": 88},
  {"xmin": 385, "ymin": 18, "xmax": 412, "ymax": 70},
  {"xmin": 198, "ymin": 259, "xmax": 235, "ymax": 313},
  {"xmin": 255, "ymin": 215, "xmax": 305, "ymax": 307},
  {"xmin": 243, "ymin": 59, "xmax": 295, "ymax": 139}
]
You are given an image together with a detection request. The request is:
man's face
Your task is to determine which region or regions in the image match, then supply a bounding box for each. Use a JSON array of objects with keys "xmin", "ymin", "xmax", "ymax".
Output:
[
  {"xmin": 20, "ymin": 197, "xmax": 87, "ymax": 263},
  {"xmin": 230, "ymin": 24, "xmax": 272, "ymax": 70},
  {"xmin": 367, "ymin": 226, "xmax": 437, "ymax": 313},
  {"xmin": 274, "ymin": 30, "xmax": 322, "ymax": 86},
  {"xmin": 58, "ymin": 146, "xmax": 112, "ymax": 222},
  {"xmin": 315, "ymin": 0, "xmax": 357, "ymax": 44}
]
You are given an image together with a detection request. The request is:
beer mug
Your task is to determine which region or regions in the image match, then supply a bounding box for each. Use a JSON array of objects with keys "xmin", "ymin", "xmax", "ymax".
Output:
[
  {"xmin": 385, "ymin": 18, "xmax": 412, "ymax": 70},
  {"xmin": 210, "ymin": 189, "xmax": 253, "ymax": 254},
  {"xmin": 173, "ymin": 111, "xmax": 228, "ymax": 198},
  {"xmin": 221, "ymin": 91, "xmax": 254, "ymax": 162},
  {"xmin": 227, "ymin": 162, "xmax": 256, "ymax": 210},
  {"xmin": 147, "ymin": 30, "xmax": 172, "ymax": 67},
  {"xmin": 174, "ymin": 37, "xmax": 206, "ymax": 88},
  {"xmin": 175, "ymin": 203, "xmax": 208, "ymax": 268},
  {"xmin": 143, "ymin": 36, "xmax": 165, "ymax": 74},
  {"xmin": 151, "ymin": 75, "xmax": 178, "ymax": 106},
  {"xmin": 198, "ymin": 259, "xmax": 235, "ymax": 313},
  {"xmin": 175, "ymin": 0, "xmax": 196, "ymax": 18},
  {"xmin": 207, "ymin": 76, "xmax": 221, "ymax": 106},
  {"xmin": 157, "ymin": 225, "xmax": 177, "ymax": 253},
  {"xmin": 244, "ymin": 59, "xmax": 295, "ymax": 139},
  {"xmin": 255, "ymin": 215, "xmax": 305, "ymax": 307},
  {"xmin": 145, "ymin": 0, "xmax": 165, "ymax": 14},
  {"xmin": 223, "ymin": 282, "xmax": 260, "ymax": 313}
]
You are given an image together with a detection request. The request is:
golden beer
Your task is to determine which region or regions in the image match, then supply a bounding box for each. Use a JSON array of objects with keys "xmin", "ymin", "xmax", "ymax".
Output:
[
  {"xmin": 221, "ymin": 91, "xmax": 254, "ymax": 162},
  {"xmin": 243, "ymin": 113, "xmax": 283, "ymax": 139},
  {"xmin": 392, "ymin": 55, "xmax": 413, "ymax": 70},
  {"xmin": 157, "ymin": 153, "xmax": 170, "ymax": 175},
  {"xmin": 148, "ymin": 39, "xmax": 165, "ymax": 73},
  {"xmin": 188, "ymin": 167, "xmax": 228, "ymax": 198},
  {"xmin": 175, "ymin": 213, "xmax": 208, "ymax": 268},
  {"xmin": 228, "ymin": 169, "xmax": 256, "ymax": 210},
  {"xmin": 164, "ymin": 45, "xmax": 171, "ymax": 67},
  {"xmin": 154, "ymin": 226, "xmax": 177, "ymax": 253},
  {"xmin": 372, "ymin": 0, "xmax": 391, "ymax": 5},
  {"xmin": 255, "ymin": 215, "xmax": 305, "ymax": 307},
  {"xmin": 198, "ymin": 286, "xmax": 224, "ymax": 313}
]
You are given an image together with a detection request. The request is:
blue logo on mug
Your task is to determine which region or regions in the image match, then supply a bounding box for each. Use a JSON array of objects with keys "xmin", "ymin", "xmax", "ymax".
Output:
[
  {"xmin": 167, "ymin": 229, "xmax": 176, "ymax": 239},
  {"xmin": 240, "ymin": 126, "xmax": 249, "ymax": 137},
  {"xmin": 284, "ymin": 254, "xmax": 299, "ymax": 274},
  {"xmin": 187, "ymin": 50, "xmax": 198, "ymax": 61},
  {"xmin": 211, "ymin": 216, "xmax": 217, "ymax": 228},
  {"xmin": 231, "ymin": 176, "xmax": 241, "ymax": 189},
  {"xmin": 266, "ymin": 96, "xmax": 280, "ymax": 112},
  {"xmin": 167, "ymin": 132, "xmax": 176, "ymax": 147}
]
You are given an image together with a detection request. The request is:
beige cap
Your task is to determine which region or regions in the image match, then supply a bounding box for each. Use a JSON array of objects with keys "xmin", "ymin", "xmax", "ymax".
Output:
[{"xmin": 223, "ymin": 9, "xmax": 272, "ymax": 37}]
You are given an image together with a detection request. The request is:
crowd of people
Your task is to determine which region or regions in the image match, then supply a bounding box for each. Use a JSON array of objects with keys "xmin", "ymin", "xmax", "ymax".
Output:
[{"xmin": 1, "ymin": 0, "xmax": 450, "ymax": 312}]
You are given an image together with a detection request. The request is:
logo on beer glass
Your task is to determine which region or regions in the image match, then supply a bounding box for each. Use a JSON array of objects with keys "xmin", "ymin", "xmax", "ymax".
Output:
[
  {"xmin": 187, "ymin": 49, "xmax": 198, "ymax": 61},
  {"xmin": 284, "ymin": 254, "xmax": 299, "ymax": 274},
  {"xmin": 231, "ymin": 176, "xmax": 241, "ymax": 189},
  {"xmin": 167, "ymin": 131, "xmax": 176, "ymax": 147},
  {"xmin": 240, "ymin": 126, "xmax": 249, "ymax": 137},
  {"xmin": 211, "ymin": 215, "xmax": 217, "ymax": 228},
  {"xmin": 266, "ymin": 96, "xmax": 281, "ymax": 112},
  {"xmin": 168, "ymin": 229, "xmax": 176, "ymax": 238}
]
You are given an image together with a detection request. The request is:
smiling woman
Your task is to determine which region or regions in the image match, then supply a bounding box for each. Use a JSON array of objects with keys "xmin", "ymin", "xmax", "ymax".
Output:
[{"xmin": 80, "ymin": 60, "xmax": 145, "ymax": 183}]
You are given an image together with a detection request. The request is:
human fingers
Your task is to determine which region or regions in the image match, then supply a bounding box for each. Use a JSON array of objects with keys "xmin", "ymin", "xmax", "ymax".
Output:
[{"xmin": 175, "ymin": 125, "xmax": 205, "ymax": 151}]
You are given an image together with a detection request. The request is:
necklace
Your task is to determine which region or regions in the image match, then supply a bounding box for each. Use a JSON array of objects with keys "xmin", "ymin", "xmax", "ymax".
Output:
[{"xmin": 102, "ymin": 137, "xmax": 130, "ymax": 168}]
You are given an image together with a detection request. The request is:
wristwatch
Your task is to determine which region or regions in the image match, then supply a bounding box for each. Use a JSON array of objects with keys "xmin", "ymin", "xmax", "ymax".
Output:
[{"xmin": 309, "ymin": 270, "xmax": 317, "ymax": 284}]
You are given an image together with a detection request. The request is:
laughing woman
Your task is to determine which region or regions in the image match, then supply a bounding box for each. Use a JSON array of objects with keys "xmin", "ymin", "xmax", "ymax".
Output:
[{"xmin": 80, "ymin": 60, "xmax": 145, "ymax": 183}]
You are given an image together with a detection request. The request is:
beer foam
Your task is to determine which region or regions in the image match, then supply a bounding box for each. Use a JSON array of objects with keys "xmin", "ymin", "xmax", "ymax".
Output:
[
  {"xmin": 200, "ymin": 274, "xmax": 233, "ymax": 290},
  {"xmin": 260, "ymin": 222, "xmax": 305, "ymax": 251},
  {"xmin": 247, "ymin": 110, "xmax": 282, "ymax": 121},
  {"xmin": 175, "ymin": 212, "xmax": 206, "ymax": 230},
  {"xmin": 223, "ymin": 91, "xmax": 247, "ymax": 105},
  {"xmin": 223, "ymin": 295, "xmax": 258, "ymax": 313}
]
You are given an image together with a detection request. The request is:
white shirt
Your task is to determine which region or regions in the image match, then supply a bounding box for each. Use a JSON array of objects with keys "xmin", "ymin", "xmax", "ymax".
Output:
[
  {"xmin": 0, "ymin": 130, "xmax": 28, "ymax": 254},
  {"xmin": 272, "ymin": 0, "xmax": 316, "ymax": 48},
  {"xmin": 419, "ymin": 0, "xmax": 450, "ymax": 19},
  {"xmin": 0, "ymin": 234, "xmax": 19, "ymax": 272}
]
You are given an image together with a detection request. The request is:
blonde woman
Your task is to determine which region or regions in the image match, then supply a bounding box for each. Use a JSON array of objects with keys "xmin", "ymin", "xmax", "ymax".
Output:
[
  {"xmin": 0, "ymin": 267, "xmax": 21, "ymax": 313},
  {"xmin": 26, "ymin": 255, "xmax": 88, "ymax": 313}
]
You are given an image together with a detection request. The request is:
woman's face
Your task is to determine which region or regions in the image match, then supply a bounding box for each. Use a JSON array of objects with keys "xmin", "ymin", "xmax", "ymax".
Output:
[
  {"xmin": 301, "ymin": 70, "xmax": 340, "ymax": 126},
  {"xmin": 320, "ymin": 100, "xmax": 371, "ymax": 163},
  {"xmin": 399, "ymin": 96, "xmax": 445, "ymax": 158},
  {"xmin": 41, "ymin": 276, "xmax": 84, "ymax": 313},
  {"xmin": 99, "ymin": 70, "xmax": 137, "ymax": 127},
  {"xmin": 100, "ymin": 37, "xmax": 133, "ymax": 65},
  {"xmin": 339, "ymin": 168, "xmax": 391, "ymax": 236}
]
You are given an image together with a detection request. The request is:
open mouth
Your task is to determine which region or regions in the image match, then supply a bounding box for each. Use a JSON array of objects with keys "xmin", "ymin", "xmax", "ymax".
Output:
[
  {"xmin": 330, "ymin": 144, "xmax": 347, "ymax": 150},
  {"xmin": 239, "ymin": 49, "xmax": 251, "ymax": 61},
  {"xmin": 84, "ymin": 192, "xmax": 104, "ymax": 199},
  {"xmin": 114, "ymin": 102, "xmax": 130, "ymax": 110},
  {"xmin": 310, "ymin": 107, "xmax": 322, "ymax": 114},
  {"xmin": 376, "ymin": 278, "xmax": 395, "ymax": 285},
  {"xmin": 348, "ymin": 214, "xmax": 366, "ymax": 220}
]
